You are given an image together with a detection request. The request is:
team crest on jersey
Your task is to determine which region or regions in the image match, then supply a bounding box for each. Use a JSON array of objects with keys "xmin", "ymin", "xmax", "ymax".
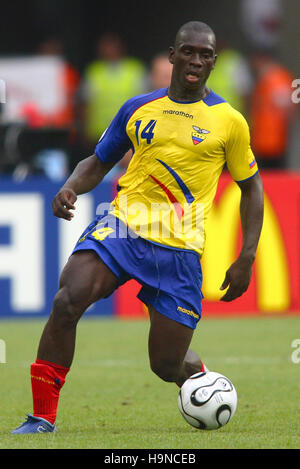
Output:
[{"xmin": 191, "ymin": 126, "xmax": 210, "ymax": 145}]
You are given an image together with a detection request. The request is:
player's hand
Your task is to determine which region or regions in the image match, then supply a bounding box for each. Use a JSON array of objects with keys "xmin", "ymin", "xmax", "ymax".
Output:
[
  {"xmin": 52, "ymin": 188, "xmax": 77, "ymax": 221},
  {"xmin": 219, "ymin": 258, "xmax": 253, "ymax": 302}
]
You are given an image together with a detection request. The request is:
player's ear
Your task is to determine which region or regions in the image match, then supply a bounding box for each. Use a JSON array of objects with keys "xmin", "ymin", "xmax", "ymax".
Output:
[
  {"xmin": 168, "ymin": 46, "xmax": 175, "ymax": 65},
  {"xmin": 212, "ymin": 54, "xmax": 218, "ymax": 70}
]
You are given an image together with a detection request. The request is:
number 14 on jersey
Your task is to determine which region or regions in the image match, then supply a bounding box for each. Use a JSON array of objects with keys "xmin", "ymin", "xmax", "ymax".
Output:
[{"xmin": 135, "ymin": 120, "xmax": 157, "ymax": 145}]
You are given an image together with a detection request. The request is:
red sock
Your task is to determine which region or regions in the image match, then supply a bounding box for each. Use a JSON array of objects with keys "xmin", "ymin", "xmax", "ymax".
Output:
[
  {"xmin": 200, "ymin": 360, "xmax": 207, "ymax": 372},
  {"xmin": 30, "ymin": 359, "xmax": 70, "ymax": 424}
]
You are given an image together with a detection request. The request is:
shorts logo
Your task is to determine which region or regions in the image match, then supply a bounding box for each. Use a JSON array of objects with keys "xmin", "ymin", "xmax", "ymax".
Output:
[
  {"xmin": 177, "ymin": 306, "xmax": 199, "ymax": 319},
  {"xmin": 91, "ymin": 226, "xmax": 115, "ymax": 241},
  {"xmin": 191, "ymin": 126, "xmax": 210, "ymax": 145}
]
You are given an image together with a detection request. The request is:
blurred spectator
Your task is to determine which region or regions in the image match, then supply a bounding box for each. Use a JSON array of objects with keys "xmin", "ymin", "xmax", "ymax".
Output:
[
  {"xmin": 147, "ymin": 52, "xmax": 173, "ymax": 91},
  {"xmin": 30, "ymin": 38, "xmax": 80, "ymax": 180},
  {"xmin": 249, "ymin": 50, "xmax": 296, "ymax": 169},
  {"xmin": 0, "ymin": 37, "xmax": 81, "ymax": 180},
  {"xmin": 82, "ymin": 32, "xmax": 147, "ymax": 147},
  {"xmin": 206, "ymin": 41, "xmax": 253, "ymax": 117},
  {"xmin": 25, "ymin": 37, "xmax": 80, "ymax": 130},
  {"xmin": 78, "ymin": 33, "xmax": 147, "ymax": 180}
]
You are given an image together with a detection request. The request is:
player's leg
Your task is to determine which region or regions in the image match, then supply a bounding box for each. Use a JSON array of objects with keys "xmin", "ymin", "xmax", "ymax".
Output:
[
  {"xmin": 37, "ymin": 250, "xmax": 118, "ymax": 367},
  {"xmin": 12, "ymin": 250, "xmax": 119, "ymax": 434},
  {"xmin": 147, "ymin": 305, "xmax": 204, "ymax": 387}
]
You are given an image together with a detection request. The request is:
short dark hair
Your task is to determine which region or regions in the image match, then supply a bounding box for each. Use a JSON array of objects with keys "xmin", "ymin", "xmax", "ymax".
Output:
[{"xmin": 175, "ymin": 21, "xmax": 216, "ymax": 48}]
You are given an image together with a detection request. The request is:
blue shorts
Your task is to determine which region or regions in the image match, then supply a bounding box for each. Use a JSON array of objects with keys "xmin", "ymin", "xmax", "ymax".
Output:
[{"xmin": 72, "ymin": 214, "xmax": 203, "ymax": 329}]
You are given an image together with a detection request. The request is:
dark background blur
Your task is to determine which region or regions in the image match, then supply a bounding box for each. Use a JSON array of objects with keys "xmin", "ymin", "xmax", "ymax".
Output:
[
  {"xmin": 0, "ymin": 0, "xmax": 298, "ymax": 74},
  {"xmin": 0, "ymin": 0, "xmax": 299, "ymax": 176}
]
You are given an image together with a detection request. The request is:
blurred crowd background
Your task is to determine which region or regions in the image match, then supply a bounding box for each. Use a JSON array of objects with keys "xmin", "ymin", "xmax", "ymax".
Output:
[{"xmin": 0, "ymin": 0, "xmax": 299, "ymax": 182}]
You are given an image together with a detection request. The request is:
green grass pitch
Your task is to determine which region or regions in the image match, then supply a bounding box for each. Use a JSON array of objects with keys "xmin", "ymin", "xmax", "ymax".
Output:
[{"xmin": 0, "ymin": 315, "xmax": 300, "ymax": 449}]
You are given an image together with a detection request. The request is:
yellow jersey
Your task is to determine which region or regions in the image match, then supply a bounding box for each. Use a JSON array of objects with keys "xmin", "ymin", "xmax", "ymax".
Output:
[{"xmin": 95, "ymin": 87, "xmax": 258, "ymax": 257}]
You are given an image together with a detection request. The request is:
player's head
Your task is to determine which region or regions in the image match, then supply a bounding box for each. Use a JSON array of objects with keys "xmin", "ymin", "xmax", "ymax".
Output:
[{"xmin": 169, "ymin": 21, "xmax": 217, "ymax": 90}]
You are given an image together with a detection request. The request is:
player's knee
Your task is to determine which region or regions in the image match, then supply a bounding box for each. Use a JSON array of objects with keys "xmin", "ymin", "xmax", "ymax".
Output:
[
  {"xmin": 52, "ymin": 287, "xmax": 84, "ymax": 326},
  {"xmin": 150, "ymin": 358, "xmax": 180, "ymax": 383}
]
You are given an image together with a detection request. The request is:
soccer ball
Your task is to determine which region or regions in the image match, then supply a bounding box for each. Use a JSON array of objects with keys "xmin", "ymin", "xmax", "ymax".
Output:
[{"xmin": 178, "ymin": 371, "xmax": 238, "ymax": 430}]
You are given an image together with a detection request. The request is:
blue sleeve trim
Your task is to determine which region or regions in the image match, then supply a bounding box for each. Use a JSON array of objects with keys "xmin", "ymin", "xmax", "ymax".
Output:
[
  {"xmin": 203, "ymin": 90, "xmax": 226, "ymax": 106},
  {"xmin": 95, "ymin": 105, "xmax": 131, "ymax": 164},
  {"xmin": 95, "ymin": 88, "xmax": 168, "ymax": 164},
  {"xmin": 235, "ymin": 169, "xmax": 259, "ymax": 183}
]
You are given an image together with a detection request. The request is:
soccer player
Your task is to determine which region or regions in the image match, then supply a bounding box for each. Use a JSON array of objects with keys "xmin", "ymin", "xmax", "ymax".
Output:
[{"xmin": 13, "ymin": 21, "xmax": 264, "ymax": 433}]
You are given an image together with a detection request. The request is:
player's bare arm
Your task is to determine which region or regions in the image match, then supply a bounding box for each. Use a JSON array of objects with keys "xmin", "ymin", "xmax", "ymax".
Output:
[
  {"xmin": 52, "ymin": 154, "xmax": 114, "ymax": 221},
  {"xmin": 220, "ymin": 172, "xmax": 264, "ymax": 302}
]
